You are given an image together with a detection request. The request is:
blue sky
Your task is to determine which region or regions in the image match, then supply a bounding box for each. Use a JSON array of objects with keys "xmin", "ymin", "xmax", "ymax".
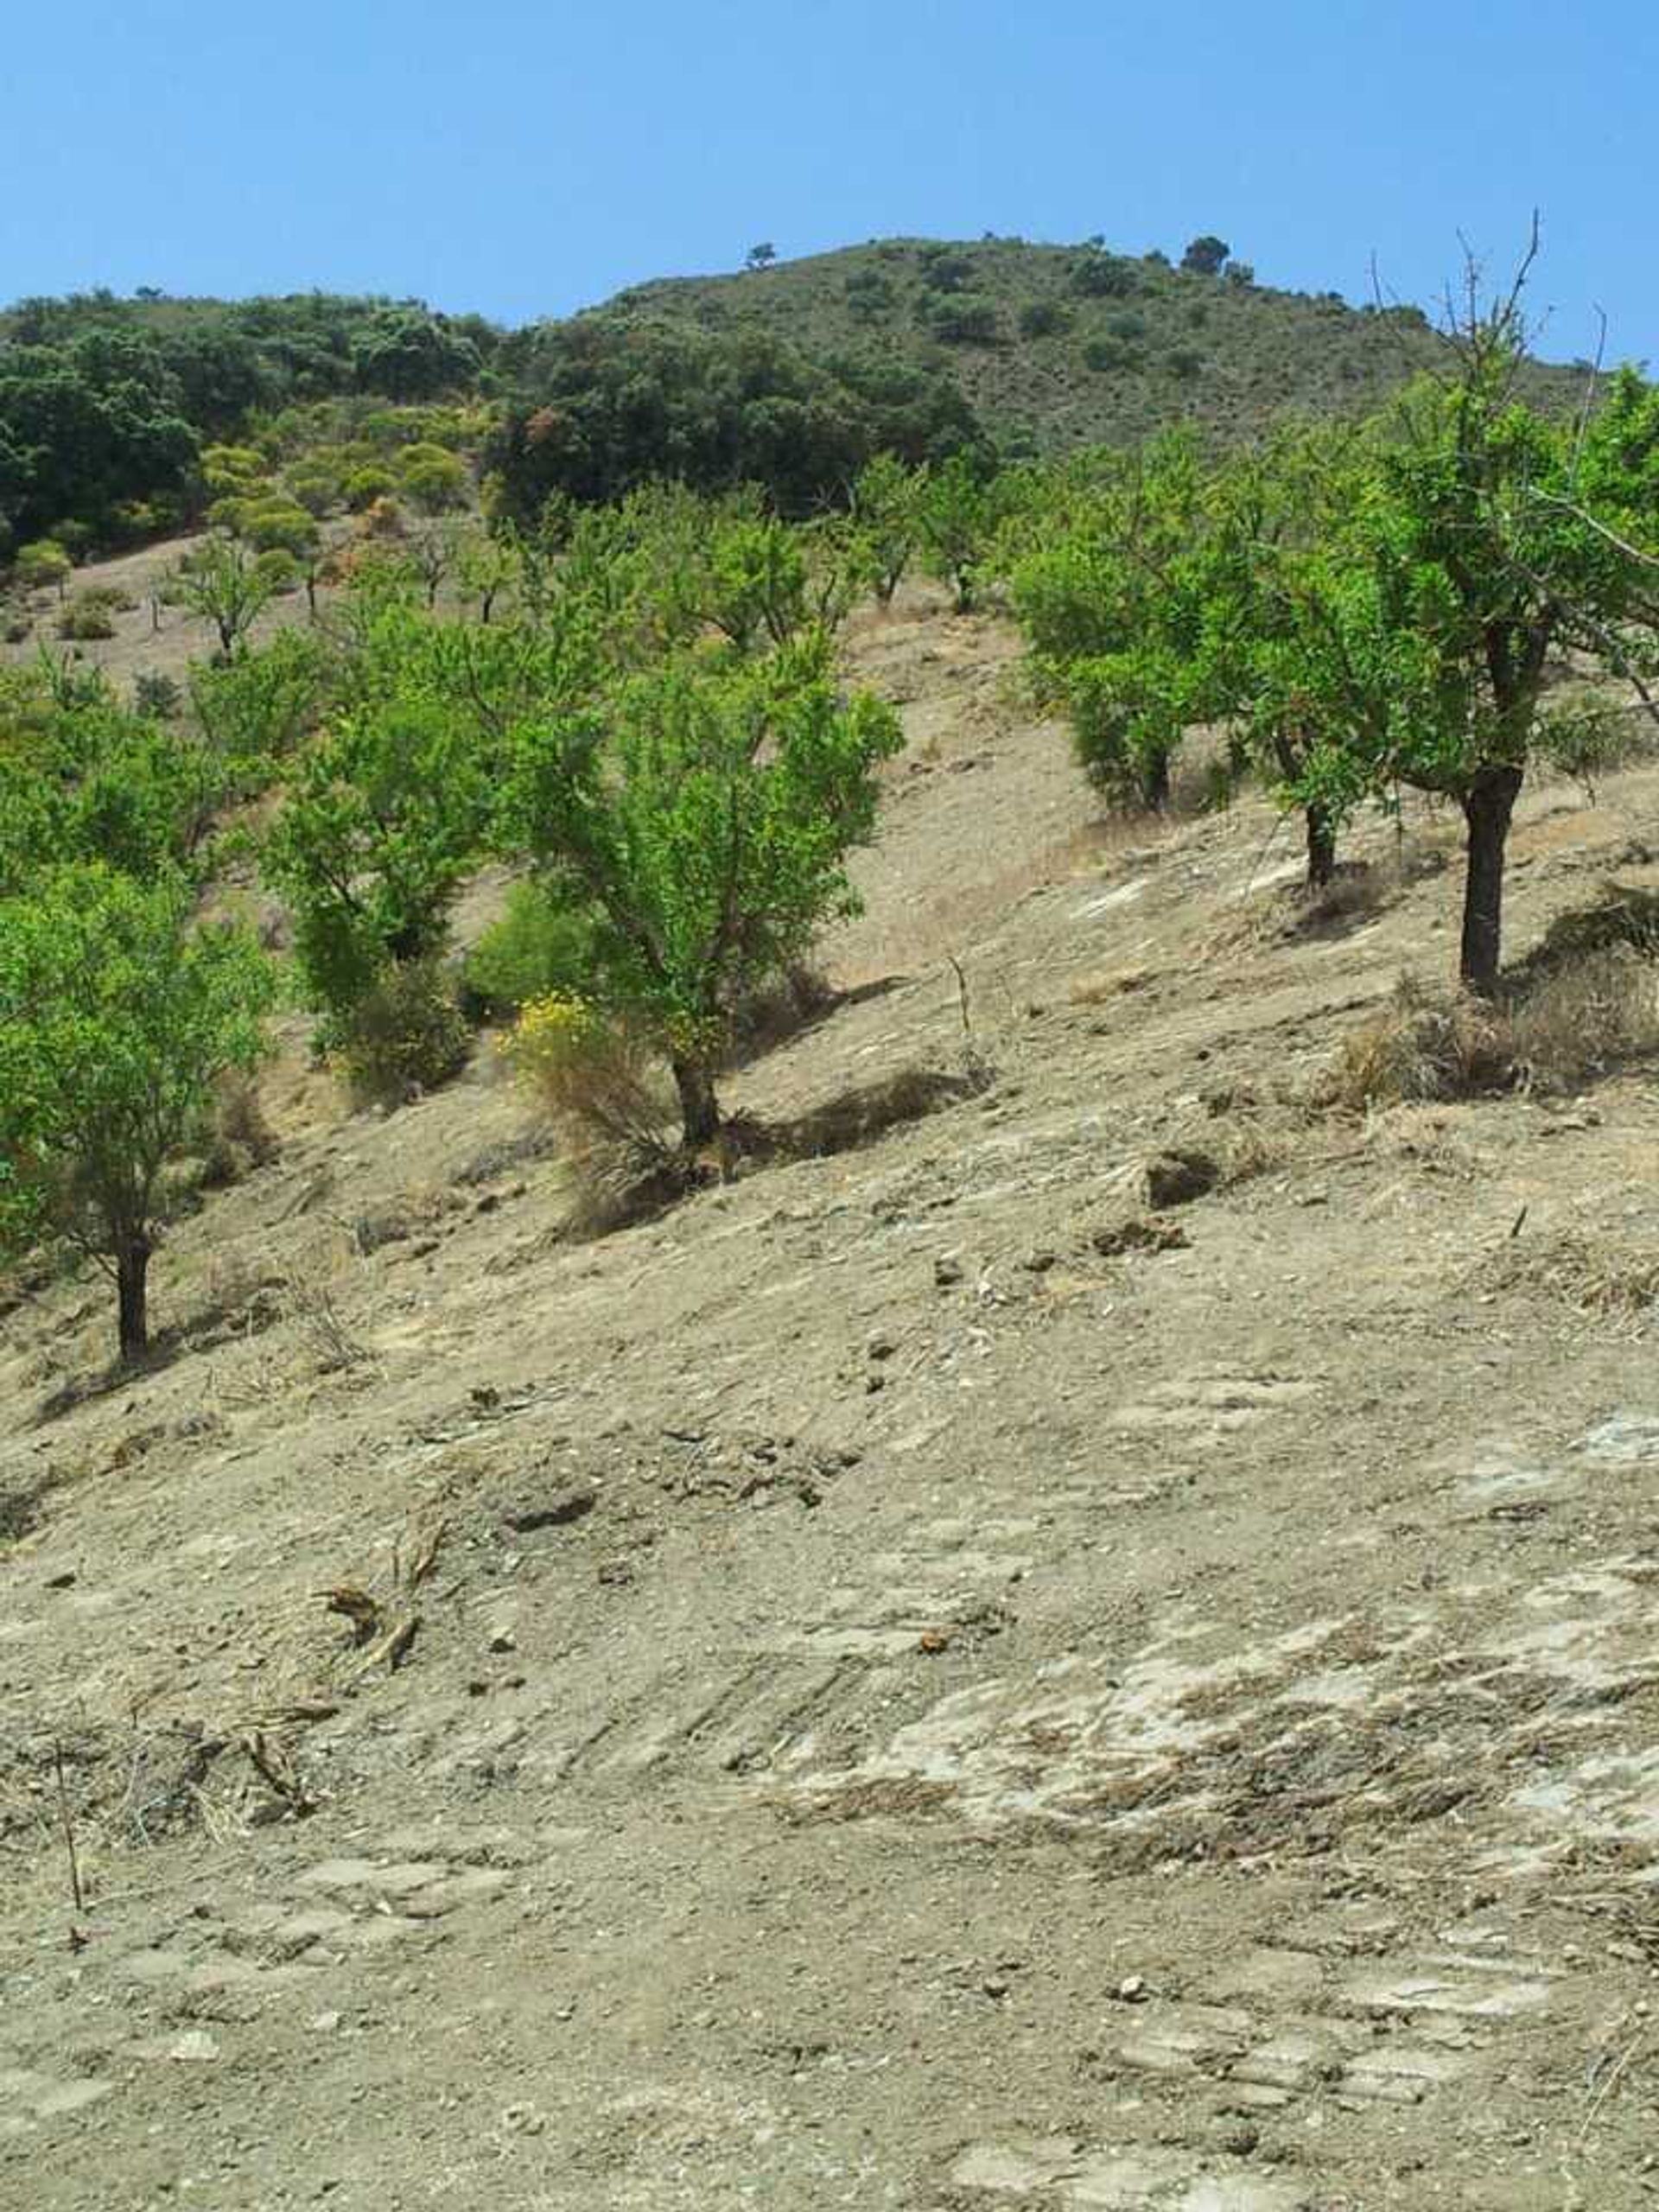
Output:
[{"xmin": 4, "ymin": 1, "xmax": 1654, "ymax": 364}]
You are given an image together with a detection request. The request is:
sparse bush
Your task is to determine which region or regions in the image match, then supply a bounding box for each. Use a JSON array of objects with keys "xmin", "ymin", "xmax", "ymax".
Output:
[
  {"xmin": 334, "ymin": 960, "xmax": 472, "ymax": 1109},
  {"xmin": 252, "ymin": 547, "xmax": 302, "ymax": 594},
  {"xmin": 133, "ymin": 670, "xmax": 183, "ymax": 720},
  {"xmin": 240, "ymin": 499, "xmax": 319, "ymax": 556},
  {"xmin": 922, "ymin": 296, "xmax": 1001, "ymax": 346},
  {"xmin": 1019, "ymin": 301, "xmax": 1070, "ymax": 339},
  {"xmin": 345, "ymin": 465, "xmax": 398, "ymax": 511},
  {"xmin": 504, "ymin": 993, "xmax": 673, "ymax": 1160},
  {"xmin": 1083, "ymin": 337, "xmax": 1132, "ymax": 374},
  {"xmin": 1329, "ymin": 977, "xmax": 1512, "ymax": 1108},
  {"xmin": 56, "ymin": 589, "xmax": 121, "ymax": 640},
  {"xmin": 200, "ymin": 1068, "xmax": 279, "ymax": 1186}
]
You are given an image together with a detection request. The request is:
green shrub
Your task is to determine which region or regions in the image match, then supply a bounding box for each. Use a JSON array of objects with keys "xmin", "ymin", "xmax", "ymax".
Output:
[
  {"xmin": 1070, "ymin": 255, "xmax": 1138, "ymax": 299},
  {"xmin": 1084, "ymin": 338, "xmax": 1132, "ymax": 374},
  {"xmin": 1018, "ymin": 301, "xmax": 1070, "ymax": 339},
  {"xmin": 133, "ymin": 671, "xmax": 183, "ymax": 719},
  {"xmin": 57, "ymin": 591, "xmax": 118, "ymax": 640},
  {"xmin": 252, "ymin": 548, "xmax": 302, "ymax": 594},
  {"xmin": 13, "ymin": 539, "xmax": 73, "ymax": 594},
  {"xmin": 922, "ymin": 296, "xmax": 1001, "ymax": 346},
  {"xmin": 345, "ymin": 465, "xmax": 399, "ymax": 511},
  {"xmin": 333, "ymin": 960, "xmax": 472, "ymax": 1108},
  {"xmin": 241, "ymin": 499, "xmax": 319, "ymax": 556},
  {"xmin": 462, "ymin": 880, "xmax": 594, "ymax": 1017}
]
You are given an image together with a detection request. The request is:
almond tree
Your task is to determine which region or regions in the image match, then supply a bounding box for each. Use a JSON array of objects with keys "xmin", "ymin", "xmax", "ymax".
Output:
[{"xmin": 0, "ymin": 865, "xmax": 274, "ymax": 1359}]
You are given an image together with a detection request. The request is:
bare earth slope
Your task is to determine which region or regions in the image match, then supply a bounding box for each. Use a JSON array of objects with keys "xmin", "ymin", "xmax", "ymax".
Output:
[{"xmin": 3, "ymin": 594, "xmax": 1659, "ymax": 2211}]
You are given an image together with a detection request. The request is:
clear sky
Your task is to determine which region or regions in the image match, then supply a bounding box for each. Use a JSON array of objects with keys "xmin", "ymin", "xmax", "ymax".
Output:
[{"xmin": 5, "ymin": 1, "xmax": 1654, "ymax": 365}]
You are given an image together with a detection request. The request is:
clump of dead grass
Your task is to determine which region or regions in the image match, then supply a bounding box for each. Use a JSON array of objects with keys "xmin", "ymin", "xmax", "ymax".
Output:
[
  {"xmin": 1484, "ymin": 1229, "xmax": 1659, "ymax": 1328},
  {"xmin": 1325, "ymin": 944, "xmax": 1659, "ymax": 1109},
  {"xmin": 200, "ymin": 1070, "xmax": 280, "ymax": 1188}
]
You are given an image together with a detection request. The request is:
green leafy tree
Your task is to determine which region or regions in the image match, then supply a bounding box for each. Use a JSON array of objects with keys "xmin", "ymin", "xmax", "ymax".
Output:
[
  {"xmin": 264, "ymin": 689, "xmax": 490, "ymax": 1027},
  {"xmin": 188, "ymin": 627, "xmax": 341, "ymax": 792},
  {"xmin": 497, "ymin": 634, "xmax": 902, "ymax": 1145},
  {"xmin": 917, "ymin": 454, "xmax": 993, "ymax": 613},
  {"xmin": 1181, "ymin": 235, "xmax": 1230, "ymax": 276},
  {"xmin": 850, "ymin": 453, "xmax": 920, "ymax": 604},
  {"xmin": 1284, "ymin": 268, "xmax": 1659, "ymax": 986},
  {"xmin": 1011, "ymin": 435, "xmax": 1211, "ymax": 809},
  {"xmin": 397, "ymin": 442, "xmax": 470, "ymax": 514},
  {"xmin": 0, "ymin": 865, "xmax": 274, "ymax": 1359},
  {"xmin": 174, "ymin": 534, "xmax": 277, "ymax": 658},
  {"xmin": 14, "ymin": 539, "xmax": 73, "ymax": 597},
  {"xmin": 745, "ymin": 243, "xmax": 779, "ymax": 272}
]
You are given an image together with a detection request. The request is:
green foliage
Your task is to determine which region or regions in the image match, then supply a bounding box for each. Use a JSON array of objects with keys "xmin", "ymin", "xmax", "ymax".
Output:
[
  {"xmin": 1011, "ymin": 433, "xmax": 1211, "ymax": 809},
  {"xmin": 238, "ymin": 498, "xmax": 320, "ymax": 556},
  {"xmin": 1069, "ymin": 254, "xmax": 1139, "ymax": 299},
  {"xmin": 173, "ymin": 533, "xmax": 277, "ymax": 657},
  {"xmin": 56, "ymin": 588, "xmax": 119, "ymax": 640},
  {"xmin": 0, "ymin": 862, "xmax": 274, "ymax": 1357},
  {"xmin": 486, "ymin": 318, "xmax": 979, "ymax": 522},
  {"xmin": 462, "ymin": 879, "xmax": 595, "ymax": 1015},
  {"xmin": 850, "ymin": 452, "xmax": 921, "ymax": 603},
  {"xmin": 13, "ymin": 539, "xmax": 72, "ymax": 593},
  {"xmin": 263, "ymin": 641, "xmax": 494, "ymax": 1022},
  {"xmin": 495, "ymin": 632, "xmax": 902, "ymax": 1141},
  {"xmin": 1018, "ymin": 300, "xmax": 1071, "ymax": 340},
  {"xmin": 332, "ymin": 958, "xmax": 472, "ymax": 1107},
  {"xmin": 917, "ymin": 453, "xmax": 995, "ymax": 612},
  {"xmin": 397, "ymin": 442, "xmax": 470, "ymax": 513},
  {"xmin": 132, "ymin": 671, "xmax": 183, "ymax": 720},
  {"xmin": 188, "ymin": 626, "xmax": 342, "ymax": 791},
  {"xmin": 1181, "ymin": 235, "xmax": 1231, "ymax": 277},
  {"xmin": 344, "ymin": 463, "xmax": 399, "ymax": 510}
]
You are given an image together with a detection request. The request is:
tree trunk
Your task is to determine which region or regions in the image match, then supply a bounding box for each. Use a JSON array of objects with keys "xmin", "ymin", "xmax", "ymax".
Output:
[
  {"xmin": 116, "ymin": 1234, "xmax": 152, "ymax": 1363},
  {"xmin": 1459, "ymin": 766, "xmax": 1524, "ymax": 995},
  {"xmin": 671, "ymin": 1058, "xmax": 721, "ymax": 1150},
  {"xmin": 1141, "ymin": 748, "xmax": 1172, "ymax": 812},
  {"xmin": 1305, "ymin": 802, "xmax": 1337, "ymax": 890}
]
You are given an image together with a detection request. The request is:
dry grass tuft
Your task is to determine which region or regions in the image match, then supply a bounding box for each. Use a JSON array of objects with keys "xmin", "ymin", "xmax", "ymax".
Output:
[
  {"xmin": 1328, "ymin": 941, "xmax": 1659, "ymax": 1110},
  {"xmin": 1328, "ymin": 977, "xmax": 1513, "ymax": 1109},
  {"xmin": 200, "ymin": 1071, "xmax": 281, "ymax": 1189},
  {"xmin": 1484, "ymin": 1229, "xmax": 1659, "ymax": 1327},
  {"xmin": 1505, "ymin": 947, "xmax": 1659, "ymax": 1092}
]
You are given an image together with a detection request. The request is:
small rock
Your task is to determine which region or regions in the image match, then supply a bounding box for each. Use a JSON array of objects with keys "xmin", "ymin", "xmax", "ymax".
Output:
[
  {"xmin": 307, "ymin": 2011, "xmax": 342, "ymax": 2035},
  {"xmin": 934, "ymin": 1255, "xmax": 964, "ymax": 1288},
  {"xmin": 168, "ymin": 2031, "xmax": 219, "ymax": 2063},
  {"xmin": 1116, "ymin": 1974, "xmax": 1150, "ymax": 2005},
  {"xmin": 867, "ymin": 1332, "xmax": 898, "ymax": 1362}
]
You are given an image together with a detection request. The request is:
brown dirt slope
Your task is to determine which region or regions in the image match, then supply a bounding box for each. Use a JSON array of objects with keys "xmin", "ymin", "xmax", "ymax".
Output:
[{"xmin": 3, "ymin": 591, "xmax": 1659, "ymax": 2211}]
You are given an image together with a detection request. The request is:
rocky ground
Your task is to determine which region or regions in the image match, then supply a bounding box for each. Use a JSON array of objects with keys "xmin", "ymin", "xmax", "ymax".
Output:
[{"xmin": 3, "ymin": 590, "xmax": 1658, "ymax": 2210}]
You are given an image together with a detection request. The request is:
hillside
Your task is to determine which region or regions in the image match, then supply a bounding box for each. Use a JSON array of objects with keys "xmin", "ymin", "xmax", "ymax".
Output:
[
  {"xmin": 5, "ymin": 582, "xmax": 1659, "ymax": 2209},
  {"xmin": 586, "ymin": 233, "xmax": 1581, "ymax": 454}
]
